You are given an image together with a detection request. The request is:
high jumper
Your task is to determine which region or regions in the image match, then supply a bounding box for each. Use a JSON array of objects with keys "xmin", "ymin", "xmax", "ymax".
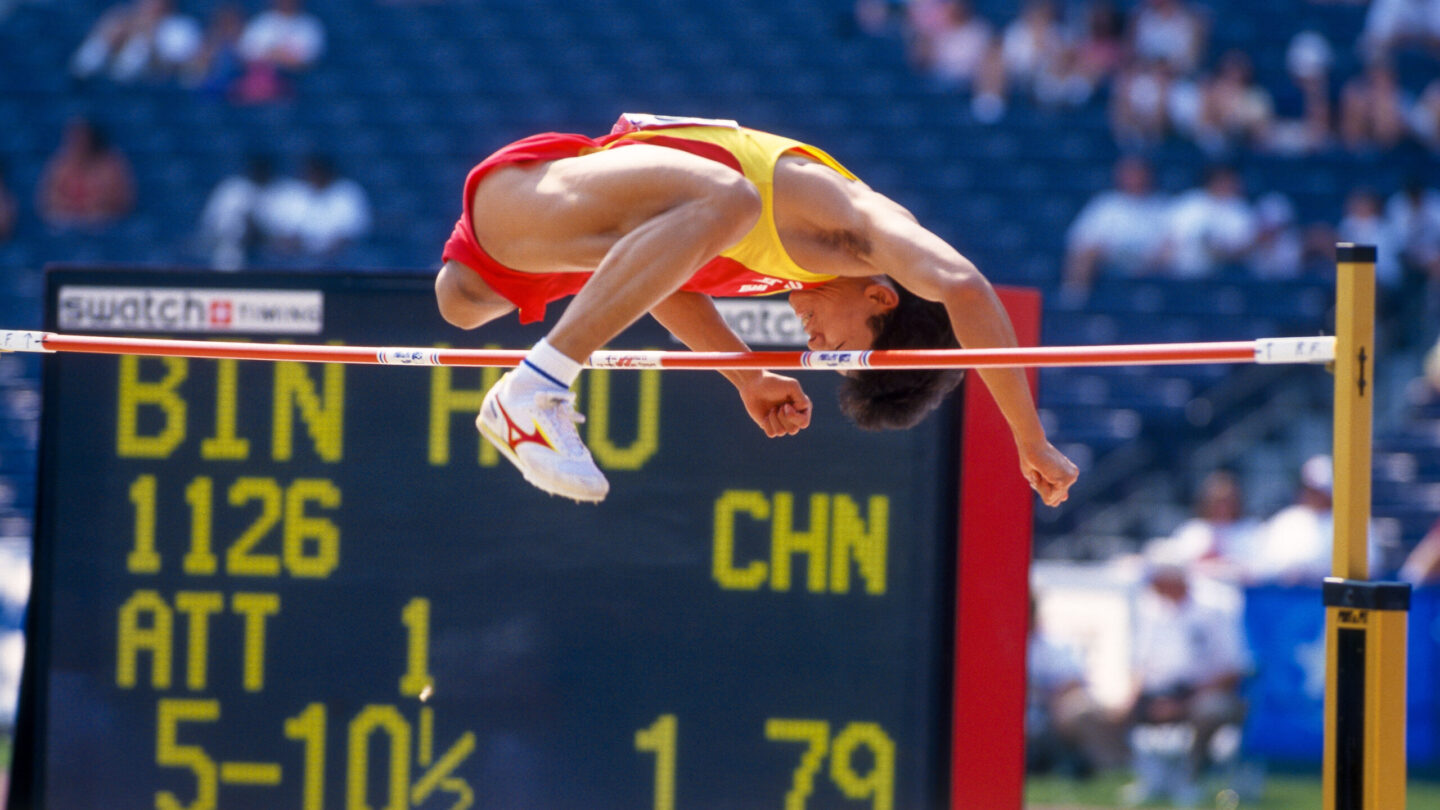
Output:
[{"xmin": 433, "ymin": 113, "xmax": 1079, "ymax": 503}]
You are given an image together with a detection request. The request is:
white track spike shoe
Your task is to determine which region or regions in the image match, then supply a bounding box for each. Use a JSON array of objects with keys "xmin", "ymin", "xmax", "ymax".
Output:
[{"xmin": 477, "ymin": 371, "xmax": 609, "ymax": 503}]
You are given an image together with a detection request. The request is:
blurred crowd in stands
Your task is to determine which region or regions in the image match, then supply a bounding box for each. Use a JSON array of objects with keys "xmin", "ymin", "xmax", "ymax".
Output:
[
  {"xmin": 12, "ymin": 0, "xmax": 372, "ymax": 267},
  {"xmin": 70, "ymin": 0, "xmax": 324, "ymax": 103},
  {"xmin": 1027, "ymin": 441, "xmax": 1440, "ymax": 805},
  {"xmin": 197, "ymin": 150, "xmax": 371, "ymax": 269},
  {"xmin": 1062, "ymin": 154, "xmax": 1440, "ymax": 346},
  {"xmin": 859, "ymin": 0, "xmax": 1440, "ymax": 354},
  {"xmin": 861, "ymin": 0, "xmax": 1440, "ymax": 155},
  {"xmin": 1, "ymin": 0, "xmax": 1437, "ymax": 802}
]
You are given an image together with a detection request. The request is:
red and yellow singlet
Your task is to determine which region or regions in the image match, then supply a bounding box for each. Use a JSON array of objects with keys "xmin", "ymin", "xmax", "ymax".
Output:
[{"xmin": 441, "ymin": 113, "xmax": 860, "ymax": 323}]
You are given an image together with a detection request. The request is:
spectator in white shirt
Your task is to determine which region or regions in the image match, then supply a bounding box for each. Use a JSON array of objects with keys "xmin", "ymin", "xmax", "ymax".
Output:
[
  {"xmin": 1360, "ymin": 0, "xmax": 1440, "ymax": 61},
  {"xmin": 1061, "ymin": 156, "xmax": 1170, "ymax": 299},
  {"xmin": 1144, "ymin": 469, "xmax": 1262, "ymax": 585},
  {"xmin": 1251, "ymin": 455, "xmax": 1335, "ymax": 585},
  {"xmin": 1247, "ymin": 193, "xmax": 1305, "ymax": 280},
  {"xmin": 71, "ymin": 0, "xmax": 202, "ymax": 84},
  {"xmin": 197, "ymin": 154, "xmax": 290, "ymax": 270},
  {"xmin": 267, "ymin": 154, "xmax": 370, "ymax": 261},
  {"xmin": 239, "ymin": 0, "xmax": 324, "ymax": 71},
  {"xmin": 1129, "ymin": 0, "xmax": 1207, "ymax": 76},
  {"xmin": 1337, "ymin": 188, "xmax": 1403, "ymax": 289},
  {"xmin": 1110, "ymin": 59, "xmax": 1175, "ymax": 149},
  {"xmin": 1027, "ymin": 594, "xmax": 1127, "ymax": 776},
  {"xmin": 1414, "ymin": 78, "xmax": 1440, "ymax": 151},
  {"xmin": 1158, "ymin": 165, "xmax": 1257, "ymax": 278},
  {"xmin": 1339, "ymin": 59, "xmax": 1410, "ymax": 153},
  {"xmin": 1387, "ymin": 180, "xmax": 1440, "ymax": 346},
  {"xmin": 1192, "ymin": 50, "xmax": 1274, "ymax": 155},
  {"xmin": 1388, "ymin": 180, "xmax": 1440, "ymax": 278},
  {"xmin": 1000, "ymin": 0, "xmax": 1066, "ymax": 100},
  {"xmin": 1123, "ymin": 558, "xmax": 1248, "ymax": 806}
]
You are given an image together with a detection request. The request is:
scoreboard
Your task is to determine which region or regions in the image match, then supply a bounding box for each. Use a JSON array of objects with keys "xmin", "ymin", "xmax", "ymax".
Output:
[{"xmin": 11, "ymin": 268, "xmax": 1036, "ymax": 810}]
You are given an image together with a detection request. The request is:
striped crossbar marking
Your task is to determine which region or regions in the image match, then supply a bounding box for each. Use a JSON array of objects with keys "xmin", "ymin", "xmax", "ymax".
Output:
[{"xmin": 0, "ymin": 331, "xmax": 1337, "ymax": 370}]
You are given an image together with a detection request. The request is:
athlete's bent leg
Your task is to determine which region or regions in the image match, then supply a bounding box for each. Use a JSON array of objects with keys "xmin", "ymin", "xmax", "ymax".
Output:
[
  {"xmin": 471, "ymin": 143, "xmax": 762, "ymax": 360},
  {"xmin": 470, "ymin": 144, "xmax": 762, "ymax": 502},
  {"xmin": 434, "ymin": 260, "xmax": 516, "ymax": 329}
]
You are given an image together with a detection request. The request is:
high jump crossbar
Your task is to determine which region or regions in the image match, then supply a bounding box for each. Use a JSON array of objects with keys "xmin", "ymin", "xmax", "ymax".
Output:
[{"xmin": 0, "ymin": 330, "xmax": 1335, "ymax": 371}]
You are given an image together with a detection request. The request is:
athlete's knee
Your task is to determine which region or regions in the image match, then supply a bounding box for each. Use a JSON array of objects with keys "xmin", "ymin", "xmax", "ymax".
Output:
[
  {"xmin": 696, "ymin": 173, "xmax": 762, "ymax": 245},
  {"xmin": 436, "ymin": 287, "xmax": 479, "ymax": 329},
  {"xmin": 435, "ymin": 262, "xmax": 511, "ymax": 329}
]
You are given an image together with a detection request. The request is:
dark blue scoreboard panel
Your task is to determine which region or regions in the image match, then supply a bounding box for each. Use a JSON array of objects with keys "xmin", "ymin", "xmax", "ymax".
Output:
[{"xmin": 14, "ymin": 269, "xmax": 961, "ymax": 810}]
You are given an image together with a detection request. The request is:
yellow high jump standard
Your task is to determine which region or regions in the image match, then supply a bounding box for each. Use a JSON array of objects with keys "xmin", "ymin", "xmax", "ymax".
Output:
[{"xmin": 1323, "ymin": 242, "xmax": 1411, "ymax": 810}]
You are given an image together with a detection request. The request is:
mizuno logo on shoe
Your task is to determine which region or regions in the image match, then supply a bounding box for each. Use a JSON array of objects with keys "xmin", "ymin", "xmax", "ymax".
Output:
[{"xmin": 495, "ymin": 399, "xmax": 557, "ymax": 454}]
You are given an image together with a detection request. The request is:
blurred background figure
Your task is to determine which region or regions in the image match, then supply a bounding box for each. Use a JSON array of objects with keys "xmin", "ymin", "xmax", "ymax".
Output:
[
  {"xmin": 1109, "ymin": 59, "xmax": 1175, "ymax": 149},
  {"xmin": 1246, "ymin": 192, "xmax": 1305, "ymax": 280},
  {"xmin": 0, "ymin": 537, "xmax": 28, "ymax": 733},
  {"xmin": 264, "ymin": 153, "xmax": 370, "ymax": 263},
  {"xmin": 1250, "ymin": 454, "xmax": 1335, "ymax": 585},
  {"xmin": 1068, "ymin": 0, "xmax": 1126, "ymax": 98},
  {"xmin": 1028, "ymin": 593, "xmax": 1128, "ymax": 779},
  {"xmin": 1386, "ymin": 178, "xmax": 1440, "ymax": 348},
  {"xmin": 1400, "ymin": 516, "xmax": 1440, "ymax": 585},
  {"xmin": 1128, "ymin": 0, "xmax": 1207, "ymax": 77},
  {"xmin": 233, "ymin": 0, "xmax": 325, "ymax": 103},
  {"xmin": 1414, "ymin": 78, "xmax": 1440, "ymax": 151},
  {"xmin": 1143, "ymin": 469, "xmax": 1261, "ymax": 585},
  {"xmin": 1157, "ymin": 164, "xmax": 1256, "ymax": 278},
  {"xmin": 1264, "ymin": 30, "xmax": 1334, "ymax": 156},
  {"xmin": 906, "ymin": 0, "xmax": 1008, "ymax": 121},
  {"xmin": 1061, "ymin": 155, "xmax": 1169, "ymax": 299},
  {"xmin": 1122, "ymin": 557, "xmax": 1249, "ymax": 808},
  {"xmin": 1336, "ymin": 187, "xmax": 1403, "ymax": 293},
  {"xmin": 70, "ymin": 0, "xmax": 201, "ymax": 84},
  {"xmin": 36, "ymin": 116, "xmax": 134, "ymax": 230},
  {"xmin": 1192, "ymin": 50, "xmax": 1273, "ymax": 156},
  {"xmin": 0, "ymin": 161, "xmax": 17, "ymax": 245},
  {"xmin": 182, "ymin": 2, "xmax": 247, "ymax": 98},
  {"xmin": 1338, "ymin": 59, "xmax": 1410, "ymax": 153},
  {"xmin": 239, "ymin": 0, "xmax": 324, "ymax": 71},
  {"xmin": 1359, "ymin": 0, "xmax": 1440, "ymax": 62},
  {"xmin": 197, "ymin": 153, "xmax": 290, "ymax": 270},
  {"xmin": 998, "ymin": 0, "xmax": 1066, "ymax": 104}
]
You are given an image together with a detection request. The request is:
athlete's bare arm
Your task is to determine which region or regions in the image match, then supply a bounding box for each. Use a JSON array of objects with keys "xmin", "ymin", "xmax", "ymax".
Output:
[
  {"xmin": 649, "ymin": 291, "xmax": 811, "ymax": 437},
  {"xmin": 775, "ymin": 158, "xmax": 1079, "ymax": 505}
]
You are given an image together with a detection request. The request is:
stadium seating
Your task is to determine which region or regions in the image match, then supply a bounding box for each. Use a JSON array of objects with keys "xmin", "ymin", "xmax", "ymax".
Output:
[{"xmin": 2, "ymin": 0, "xmax": 1438, "ymax": 559}]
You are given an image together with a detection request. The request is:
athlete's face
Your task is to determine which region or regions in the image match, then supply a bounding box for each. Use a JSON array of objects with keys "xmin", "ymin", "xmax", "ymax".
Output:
[{"xmin": 788, "ymin": 277, "xmax": 899, "ymax": 352}]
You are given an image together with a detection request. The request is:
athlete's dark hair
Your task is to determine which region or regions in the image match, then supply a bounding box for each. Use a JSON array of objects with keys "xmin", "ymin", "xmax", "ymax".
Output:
[{"xmin": 837, "ymin": 284, "xmax": 964, "ymax": 430}]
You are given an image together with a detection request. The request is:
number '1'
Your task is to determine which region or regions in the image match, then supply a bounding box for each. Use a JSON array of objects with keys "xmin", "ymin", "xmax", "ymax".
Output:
[{"xmin": 636, "ymin": 714, "xmax": 677, "ymax": 810}]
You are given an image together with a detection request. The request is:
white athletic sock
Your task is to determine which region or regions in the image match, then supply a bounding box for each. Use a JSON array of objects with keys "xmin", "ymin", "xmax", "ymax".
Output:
[{"xmin": 513, "ymin": 337, "xmax": 583, "ymax": 393}]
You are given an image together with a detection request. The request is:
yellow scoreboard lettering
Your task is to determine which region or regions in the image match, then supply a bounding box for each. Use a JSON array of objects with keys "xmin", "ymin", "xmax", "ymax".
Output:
[
  {"xmin": 117, "ymin": 356, "xmax": 346, "ymax": 462},
  {"xmin": 200, "ymin": 359, "xmax": 250, "ymax": 461},
  {"xmin": 155, "ymin": 698, "xmax": 221, "ymax": 810},
  {"xmin": 347, "ymin": 705, "xmax": 411, "ymax": 810},
  {"xmin": 712, "ymin": 491, "xmax": 890, "ymax": 594},
  {"xmin": 272, "ymin": 361, "xmax": 344, "ymax": 462},
  {"xmin": 713, "ymin": 490, "xmax": 771, "ymax": 590},
  {"xmin": 118, "ymin": 356, "xmax": 188, "ymax": 459},
  {"xmin": 232, "ymin": 592, "xmax": 280, "ymax": 692},
  {"xmin": 771, "ymin": 493, "xmax": 830, "ymax": 593},
  {"xmin": 117, "ymin": 590, "xmax": 174, "ymax": 689},
  {"xmin": 427, "ymin": 358, "xmax": 503, "ymax": 467},
  {"xmin": 584, "ymin": 368, "xmax": 661, "ymax": 470},
  {"xmin": 118, "ymin": 591, "xmax": 282, "ymax": 692},
  {"xmin": 830, "ymin": 495, "xmax": 888, "ymax": 596},
  {"xmin": 174, "ymin": 592, "xmax": 225, "ymax": 691}
]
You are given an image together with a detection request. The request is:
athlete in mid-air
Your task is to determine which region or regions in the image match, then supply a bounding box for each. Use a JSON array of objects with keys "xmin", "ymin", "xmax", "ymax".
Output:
[{"xmin": 435, "ymin": 113, "xmax": 1078, "ymax": 504}]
